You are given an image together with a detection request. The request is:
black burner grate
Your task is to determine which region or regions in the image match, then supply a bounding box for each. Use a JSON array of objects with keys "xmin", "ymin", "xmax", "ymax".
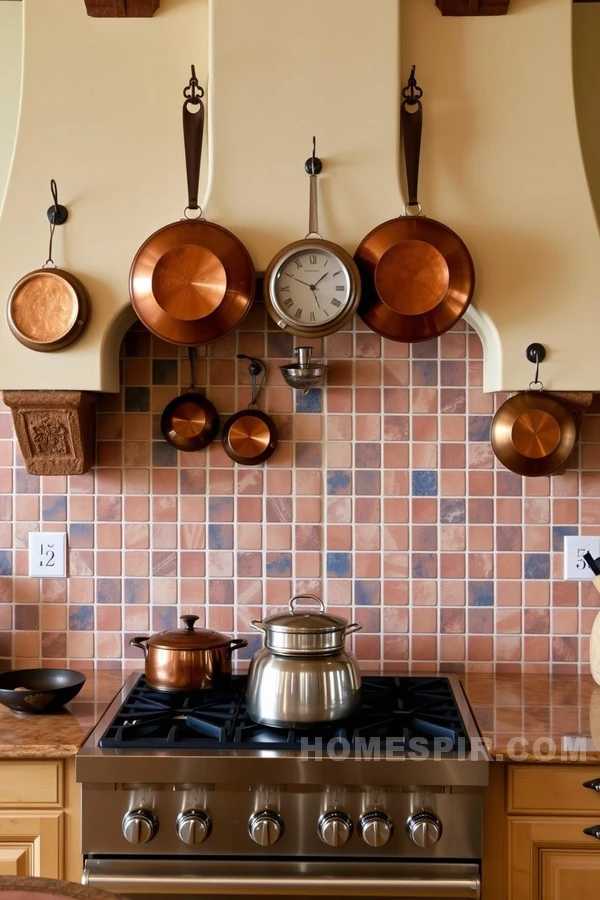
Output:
[{"xmin": 99, "ymin": 676, "xmax": 470, "ymax": 752}]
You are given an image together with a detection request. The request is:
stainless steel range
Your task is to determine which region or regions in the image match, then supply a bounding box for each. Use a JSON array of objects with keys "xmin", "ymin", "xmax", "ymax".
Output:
[{"xmin": 77, "ymin": 673, "xmax": 488, "ymax": 899}]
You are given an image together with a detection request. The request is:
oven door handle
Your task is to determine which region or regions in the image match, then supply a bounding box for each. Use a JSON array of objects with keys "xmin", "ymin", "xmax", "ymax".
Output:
[{"xmin": 84, "ymin": 862, "xmax": 481, "ymax": 898}]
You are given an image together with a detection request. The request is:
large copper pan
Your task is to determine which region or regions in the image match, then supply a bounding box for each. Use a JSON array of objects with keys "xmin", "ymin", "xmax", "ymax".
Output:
[
  {"xmin": 491, "ymin": 391, "xmax": 576, "ymax": 477},
  {"xmin": 355, "ymin": 68, "xmax": 474, "ymax": 343},
  {"xmin": 129, "ymin": 68, "xmax": 254, "ymax": 346}
]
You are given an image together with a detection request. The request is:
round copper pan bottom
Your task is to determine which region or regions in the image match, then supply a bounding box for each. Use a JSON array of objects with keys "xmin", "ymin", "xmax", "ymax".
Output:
[
  {"xmin": 160, "ymin": 392, "xmax": 219, "ymax": 452},
  {"xmin": 7, "ymin": 268, "xmax": 90, "ymax": 352},
  {"xmin": 355, "ymin": 215, "xmax": 474, "ymax": 343},
  {"xmin": 130, "ymin": 219, "xmax": 255, "ymax": 347},
  {"xmin": 222, "ymin": 410, "xmax": 278, "ymax": 466},
  {"xmin": 491, "ymin": 392, "xmax": 576, "ymax": 477}
]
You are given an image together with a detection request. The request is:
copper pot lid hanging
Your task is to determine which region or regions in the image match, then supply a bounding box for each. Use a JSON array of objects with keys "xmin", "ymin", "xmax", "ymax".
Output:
[
  {"xmin": 129, "ymin": 67, "xmax": 255, "ymax": 347},
  {"xmin": 355, "ymin": 67, "xmax": 474, "ymax": 343},
  {"xmin": 222, "ymin": 355, "xmax": 278, "ymax": 466},
  {"xmin": 490, "ymin": 345, "xmax": 577, "ymax": 477}
]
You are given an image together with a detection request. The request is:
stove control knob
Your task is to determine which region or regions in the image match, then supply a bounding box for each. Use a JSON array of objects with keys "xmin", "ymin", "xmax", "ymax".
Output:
[
  {"xmin": 248, "ymin": 810, "xmax": 283, "ymax": 846},
  {"xmin": 122, "ymin": 808, "xmax": 158, "ymax": 845},
  {"xmin": 176, "ymin": 810, "xmax": 211, "ymax": 845},
  {"xmin": 406, "ymin": 812, "xmax": 442, "ymax": 848},
  {"xmin": 318, "ymin": 811, "xmax": 353, "ymax": 847},
  {"xmin": 358, "ymin": 811, "xmax": 393, "ymax": 848}
]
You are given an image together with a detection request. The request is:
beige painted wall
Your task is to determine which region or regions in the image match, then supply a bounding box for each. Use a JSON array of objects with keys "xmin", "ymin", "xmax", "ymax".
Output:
[
  {"xmin": 0, "ymin": 0, "xmax": 599, "ymax": 392},
  {"xmin": 0, "ymin": 3, "xmax": 22, "ymax": 208},
  {"xmin": 573, "ymin": 2, "xmax": 600, "ymax": 223}
]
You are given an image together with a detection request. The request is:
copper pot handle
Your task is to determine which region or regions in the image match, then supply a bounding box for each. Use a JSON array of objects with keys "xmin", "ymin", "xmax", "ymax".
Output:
[
  {"xmin": 130, "ymin": 636, "xmax": 149, "ymax": 659},
  {"xmin": 345, "ymin": 623, "xmax": 363, "ymax": 635},
  {"xmin": 182, "ymin": 66, "xmax": 205, "ymax": 215},
  {"xmin": 401, "ymin": 65, "xmax": 423, "ymax": 216},
  {"xmin": 228, "ymin": 638, "xmax": 248, "ymax": 658}
]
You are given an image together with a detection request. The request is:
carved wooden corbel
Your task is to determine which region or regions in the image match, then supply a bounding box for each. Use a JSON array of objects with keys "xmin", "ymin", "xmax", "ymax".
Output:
[
  {"xmin": 436, "ymin": 0, "xmax": 511, "ymax": 14},
  {"xmin": 84, "ymin": 0, "xmax": 159, "ymax": 17}
]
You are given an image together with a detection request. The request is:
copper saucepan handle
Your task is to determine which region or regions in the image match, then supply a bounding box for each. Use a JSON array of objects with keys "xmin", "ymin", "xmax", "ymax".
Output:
[
  {"xmin": 130, "ymin": 636, "xmax": 150, "ymax": 659},
  {"xmin": 228, "ymin": 638, "xmax": 248, "ymax": 658},
  {"xmin": 401, "ymin": 67, "xmax": 423, "ymax": 214},
  {"xmin": 182, "ymin": 67, "xmax": 205, "ymax": 213}
]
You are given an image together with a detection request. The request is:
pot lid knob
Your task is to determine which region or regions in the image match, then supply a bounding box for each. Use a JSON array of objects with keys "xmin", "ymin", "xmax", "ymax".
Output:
[
  {"xmin": 180, "ymin": 615, "xmax": 200, "ymax": 632},
  {"xmin": 289, "ymin": 594, "xmax": 325, "ymax": 615}
]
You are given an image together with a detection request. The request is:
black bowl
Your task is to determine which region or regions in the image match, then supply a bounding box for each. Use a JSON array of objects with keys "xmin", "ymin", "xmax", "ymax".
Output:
[{"xmin": 0, "ymin": 668, "xmax": 86, "ymax": 714}]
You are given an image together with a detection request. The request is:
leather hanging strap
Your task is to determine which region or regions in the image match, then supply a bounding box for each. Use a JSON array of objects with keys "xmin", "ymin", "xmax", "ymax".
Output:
[
  {"xmin": 182, "ymin": 67, "xmax": 205, "ymax": 212},
  {"xmin": 400, "ymin": 66, "xmax": 423, "ymax": 213}
]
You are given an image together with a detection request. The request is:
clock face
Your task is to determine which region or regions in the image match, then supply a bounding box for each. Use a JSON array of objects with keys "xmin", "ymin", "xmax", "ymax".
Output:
[{"xmin": 272, "ymin": 248, "xmax": 352, "ymax": 328}]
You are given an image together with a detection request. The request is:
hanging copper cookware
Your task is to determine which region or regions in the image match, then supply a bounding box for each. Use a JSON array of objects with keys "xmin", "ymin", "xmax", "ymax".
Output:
[
  {"xmin": 491, "ymin": 392, "xmax": 576, "ymax": 477},
  {"xmin": 7, "ymin": 180, "xmax": 91, "ymax": 353},
  {"xmin": 129, "ymin": 67, "xmax": 255, "ymax": 346},
  {"xmin": 222, "ymin": 356, "xmax": 278, "ymax": 466},
  {"xmin": 161, "ymin": 347, "xmax": 219, "ymax": 452},
  {"xmin": 354, "ymin": 67, "xmax": 474, "ymax": 344}
]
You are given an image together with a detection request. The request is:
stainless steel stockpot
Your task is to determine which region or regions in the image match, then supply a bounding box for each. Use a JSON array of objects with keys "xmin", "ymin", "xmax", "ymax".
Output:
[
  {"xmin": 250, "ymin": 594, "xmax": 362, "ymax": 656},
  {"xmin": 246, "ymin": 594, "xmax": 362, "ymax": 728}
]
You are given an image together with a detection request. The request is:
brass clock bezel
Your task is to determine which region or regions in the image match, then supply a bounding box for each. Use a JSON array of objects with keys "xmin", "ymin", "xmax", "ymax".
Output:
[{"xmin": 263, "ymin": 238, "xmax": 361, "ymax": 338}]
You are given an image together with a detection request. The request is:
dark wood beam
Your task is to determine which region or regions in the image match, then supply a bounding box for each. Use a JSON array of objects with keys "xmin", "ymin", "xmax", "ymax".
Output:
[
  {"xmin": 84, "ymin": 0, "xmax": 159, "ymax": 16},
  {"xmin": 436, "ymin": 0, "xmax": 511, "ymax": 14}
]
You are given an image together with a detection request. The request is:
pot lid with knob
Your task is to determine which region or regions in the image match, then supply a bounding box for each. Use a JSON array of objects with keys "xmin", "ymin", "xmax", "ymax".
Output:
[{"xmin": 143, "ymin": 615, "xmax": 238, "ymax": 651}]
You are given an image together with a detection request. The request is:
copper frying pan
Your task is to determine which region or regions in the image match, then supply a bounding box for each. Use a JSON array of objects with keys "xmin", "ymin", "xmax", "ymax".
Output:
[
  {"xmin": 129, "ymin": 68, "xmax": 255, "ymax": 347},
  {"xmin": 491, "ymin": 391, "xmax": 576, "ymax": 477},
  {"xmin": 355, "ymin": 67, "xmax": 474, "ymax": 343},
  {"xmin": 161, "ymin": 347, "xmax": 219, "ymax": 452},
  {"xmin": 222, "ymin": 356, "xmax": 278, "ymax": 466}
]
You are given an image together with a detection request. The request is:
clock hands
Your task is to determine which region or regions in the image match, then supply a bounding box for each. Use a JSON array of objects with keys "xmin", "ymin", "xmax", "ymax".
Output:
[
  {"xmin": 312, "ymin": 271, "xmax": 329, "ymax": 288},
  {"xmin": 290, "ymin": 271, "xmax": 329, "ymax": 291}
]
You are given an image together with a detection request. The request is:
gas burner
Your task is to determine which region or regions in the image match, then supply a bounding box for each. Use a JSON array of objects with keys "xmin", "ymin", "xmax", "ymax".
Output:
[{"xmin": 99, "ymin": 675, "xmax": 470, "ymax": 751}]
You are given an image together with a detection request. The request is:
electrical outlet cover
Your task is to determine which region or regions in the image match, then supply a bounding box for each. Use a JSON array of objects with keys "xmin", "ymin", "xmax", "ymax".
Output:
[
  {"xmin": 563, "ymin": 535, "xmax": 600, "ymax": 581},
  {"xmin": 28, "ymin": 532, "xmax": 67, "ymax": 578}
]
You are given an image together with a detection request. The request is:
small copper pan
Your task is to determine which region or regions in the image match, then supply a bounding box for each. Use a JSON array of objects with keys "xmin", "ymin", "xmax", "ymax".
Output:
[
  {"xmin": 355, "ymin": 67, "xmax": 474, "ymax": 343},
  {"xmin": 129, "ymin": 68, "xmax": 254, "ymax": 347},
  {"xmin": 222, "ymin": 356, "xmax": 278, "ymax": 466},
  {"xmin": 161, "ymin": 347, "xmax": 219, "ymax": 452},
  {"xmin": 491, "ymin": 391, "xmax": 577, "ymax": 477},
  {"xmin": 7, "ymin": 267, "xmax": 90, "ymax": 352}
]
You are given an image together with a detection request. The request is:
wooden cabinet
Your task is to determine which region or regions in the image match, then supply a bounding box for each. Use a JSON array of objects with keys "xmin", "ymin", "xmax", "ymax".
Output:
[
  {"xmin": 0, "ymin": 759, "xmax": 80, "ymax": 882},
  {"xmin": 505, "ymin": 765, "xmax": 600, "ymax": 900}
]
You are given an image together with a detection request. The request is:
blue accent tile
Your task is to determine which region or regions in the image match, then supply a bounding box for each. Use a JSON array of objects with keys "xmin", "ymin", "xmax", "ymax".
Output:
[
  {"xmin": 468, "ymin": 416, "xmax": 492, "ymax": 442},
  {"xmin": 152, "ymin": 359, "xmax": 178, "ymax": 385},
  {"xmin": 468, "ymin": 581, "xmax": 494, "ymax": 607},
  {"xmin": 412, "ymin": 471, "xmax": 438, "ymax": 496},
  {"xmin": 124, "ymin": 579, "xmax": 148, "ymax": 605},
  {"xmin": 15, "ymin": 469, "xmax": 39, "ymax": 494},
  {"xmin": 524, "ymin": 553, "xmax": 550, "ymax": 580},
  {"xmin": 355, "ymin": 581, "xmax": 380, "ymax": 605},
  {"xmin": 412, "ymin": 360, "xmax": 437, "ymax": 386},
  {"xmin": 69, "ymin": 523, "xmax": 94, "ymax": 548},
  {"xmin": 327, "ymin": 552, "xmax": 352, "ymax": 578},
  {"xmin": 208, "ymin": 497, "xmax": 234, "ymax": 521},
  {"xmin": 296, "ymin": 389, "xmax": 322, "ymax": 413},
  {"xmin": 327, "ymin": 470, "xmax": 351, "ymax": 495},
  {"xmin": 125, "ymin": 386, "xmax": 150, "ymax": 412},
  {"xmin": 552, "ymin": 525, "xmax": 578, "ymax": 553},
  {"xmin": 69, "ymin": 606, "xmax": 94, "ymax": 631},
  {"xmin": 42, "ymin": 496, "xmax": 67, "ymax": 522},
  {"xmin": 236, "ymin": 633, "xmax": 262, "ymax": 660},
  {"xmin": 152, "ymin": 607, "xmax": 178, "ymax": 630},
  {"xmin": 411, "ymin": 554, "xmax": 437, "ymax": 579},
  {"xmin": 153, "ymin": 442, "xmax": 177, "ymax": 467},
  {"xmin": 266, "ymin": 553, "xmax": 292, "ymax": 577},
  {"xmin": 0, "ymin": 551, "xmax": 12, "ymax": 576},
  {"xmin": 208, "ymin": 524, "xmax": 234, "ymax": 550},
  {"xmin": 96, "ymin": 579, "xmax": 121, "ymax": 604},
  {"xmin": 440, "ymin": 499, "xmax": 465, "ymax": 524}
]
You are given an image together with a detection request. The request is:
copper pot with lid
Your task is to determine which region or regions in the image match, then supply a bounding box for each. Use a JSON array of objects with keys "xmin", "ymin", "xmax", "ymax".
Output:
[{"xmin": 130, "ymin": 615, "xmax": 247, "ymax": 692}]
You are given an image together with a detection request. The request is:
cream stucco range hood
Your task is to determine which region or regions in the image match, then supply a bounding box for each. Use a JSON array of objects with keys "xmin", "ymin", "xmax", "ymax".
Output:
[{"xmin": 0, "ymin": 0, "xmax": 599, "ymax": 397}]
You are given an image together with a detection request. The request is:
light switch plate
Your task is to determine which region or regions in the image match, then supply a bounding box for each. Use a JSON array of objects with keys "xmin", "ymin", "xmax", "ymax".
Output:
[
  {"xmin": 28, "ymin": 532, "xmax": 67, "ymax": 578},
  {"xmin": 563, "ymin": 535, "xmax": 600, "ymax": 581}
]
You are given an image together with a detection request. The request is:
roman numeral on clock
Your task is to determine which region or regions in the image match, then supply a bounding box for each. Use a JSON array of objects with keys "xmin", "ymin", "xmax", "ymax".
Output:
[
  {"xmin": 309, "ymin": 254, "xmax": 317, "ymax": 265},
  {"xmin": 309, "ymin": 311, "xmax": 316, "ymax": 322},
  {"xmin": 331, "ymin": 298, "xmax": 342, "ymax": 308},
  {"xmin": 283, "ymin": 298, "xmax": 293, "ymax": 309},
  {"xmin": 295, "ymin": 309, "xmax": 303, "ymax": 319},
  {"xmin": 294, "ymin": 258, "xmax": 303, "ymax": 269}
]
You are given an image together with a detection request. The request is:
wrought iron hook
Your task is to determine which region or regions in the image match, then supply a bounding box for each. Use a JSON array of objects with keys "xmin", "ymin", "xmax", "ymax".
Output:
[
  {"xmin": 402, "ymin": 65, "xmax": 423, "ymax": 105},
  {"xmin": 304, "ymin": 136, "xmax": 323, "ymax": 176},
  {"xmin": 237, "ymin": 354, "xmax": 266, "ymax": 408},
  {"xmin": 526, "ymin": 342, "xmax": 546, "ymax": 391},
  {"xmin": 183, "ymin": 64, "xmax": 204, "ymax": 103}
]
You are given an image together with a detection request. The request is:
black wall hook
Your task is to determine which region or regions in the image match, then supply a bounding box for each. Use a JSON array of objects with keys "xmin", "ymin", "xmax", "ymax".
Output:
[
  {"xmin": 304, "ymin": 136, "xmax": 322, "ymax": 176},
  {"xmin": 46, "ymin": 179, "xmax": 68, "ymax": 226},
  {"xmin": 526, "ymin": 342, "xmax": 546, "ymax": 389}
]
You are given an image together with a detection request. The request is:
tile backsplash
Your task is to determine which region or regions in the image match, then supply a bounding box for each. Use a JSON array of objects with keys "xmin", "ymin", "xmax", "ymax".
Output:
[{"xmin": 0, "ymin": 302, "xmax": 598, "ymax": 674}]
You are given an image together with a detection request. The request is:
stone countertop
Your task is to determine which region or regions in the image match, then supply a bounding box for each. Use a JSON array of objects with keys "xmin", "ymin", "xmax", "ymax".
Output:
[
  {"xmin": 0, "ymin": 876, "xmax": 117, "ymax": 900},
  {"xmin": 0, "ymin": 670, "xmax": 125, "ymax": 759},
  {"xmin": 461, "ymin": 672, "xmax": 600, "ymax": 762}
]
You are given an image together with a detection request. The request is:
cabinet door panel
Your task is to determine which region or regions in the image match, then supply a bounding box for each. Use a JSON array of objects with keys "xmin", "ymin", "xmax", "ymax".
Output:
[
  {"xmin": 541, "ymin": 849, "xmax": 600, "ymax": 900},
  {"xmin": 0, "ymin": 812, "xmax": 63, "ymax": 878},
  {"xmin": 509, "ymin": 816, "xmax": 600, "ymax": 900}
]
